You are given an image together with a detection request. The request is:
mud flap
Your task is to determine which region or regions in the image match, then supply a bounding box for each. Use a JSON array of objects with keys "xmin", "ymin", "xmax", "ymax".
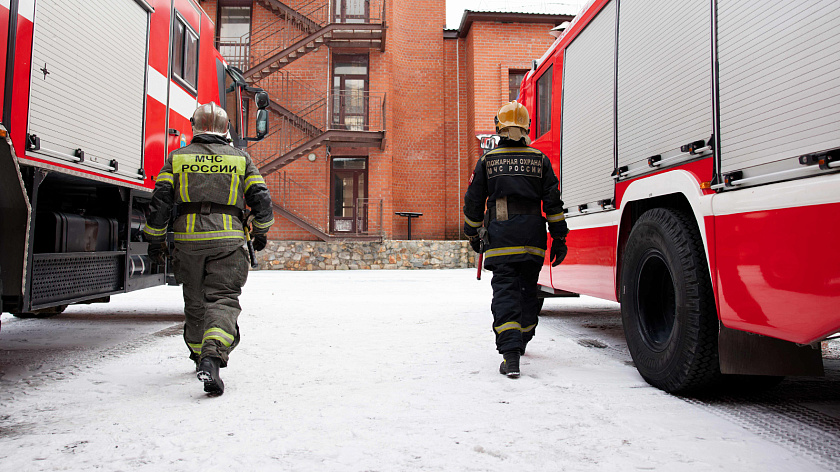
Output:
[{"xmin": 718, "ymin": 323, "xmax": 824, "ymax": 377}]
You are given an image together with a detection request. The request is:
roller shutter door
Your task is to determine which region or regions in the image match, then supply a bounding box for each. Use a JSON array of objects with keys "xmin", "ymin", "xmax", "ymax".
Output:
[
  {"xmin": 28, "ymin": 0, "xmax": 149, "ymax": 179},
  {"xmin": 560, "ymin": 0, "xmax": 616, "ymax": 208},
  {"xmin": 718, "ymin": 0, "xmax": 840, "ymax": 173},
  {"xmin": 617, "ymin": 0, "xmax": 712, "ymax": 168}
]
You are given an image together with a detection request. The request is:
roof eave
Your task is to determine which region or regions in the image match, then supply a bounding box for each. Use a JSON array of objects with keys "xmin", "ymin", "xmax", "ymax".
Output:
[{"xmin": 456, "ymin": 10, "xmax": 575, "ymax": 38}]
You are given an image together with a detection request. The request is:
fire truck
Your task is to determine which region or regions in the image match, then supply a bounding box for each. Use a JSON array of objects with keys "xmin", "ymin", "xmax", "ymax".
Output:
[
  {"xmin": 0, "ymin": 0, "xmax": 268, "ymax": 322},
  {"xmin": 518, "ymin": 0, "xmax": 840, "ymax": 393}
]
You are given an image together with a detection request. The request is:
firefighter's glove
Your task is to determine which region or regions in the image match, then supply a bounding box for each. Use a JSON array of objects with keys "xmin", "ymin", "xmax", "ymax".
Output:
[
  {"xmin": 467, "ymin": 233, "xmax": 481, "ymax": 254},
  {"xmin": 252, "ymin": 233, "xmax": 267, "ymax": 252},
  {"xmin": 147, "ymin": 241, "xmax": 168, "ymax": 266},
  {"xmin": 471, "ymin": 227, "xmax": 491, "ymax": 254},
  {"xmin": 550, "ymin": 237, "xmax": 567, "ymax": 267}
]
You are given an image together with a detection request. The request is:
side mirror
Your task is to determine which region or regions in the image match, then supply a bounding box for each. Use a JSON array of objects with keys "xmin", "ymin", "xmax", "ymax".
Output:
[
  {"xmin": 255, "ymin": 91, "xmax": 270, "ymax": 110},
  {"xmin": 255, "ymin": 109, "xmax": 269, "ymax": 140}
]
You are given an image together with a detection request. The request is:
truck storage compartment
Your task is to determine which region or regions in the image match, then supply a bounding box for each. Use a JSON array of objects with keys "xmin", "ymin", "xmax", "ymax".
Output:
[
  {"xmin": 34, "ymin": 212, "xmax": 118, "ymax": 253},
  {"xmin": 26, "ymin": 0, "xmax": 149, "ymax": 181}
]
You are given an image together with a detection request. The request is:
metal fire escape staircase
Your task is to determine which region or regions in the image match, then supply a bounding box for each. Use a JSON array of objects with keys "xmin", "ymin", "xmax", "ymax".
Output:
[
  {"xmin": 255, "ymin": 0, "xmax": 321, "ymax": 34},
  {"xmin": 220, "ymin": 1, "xmax": 387, "ymax": 241}
]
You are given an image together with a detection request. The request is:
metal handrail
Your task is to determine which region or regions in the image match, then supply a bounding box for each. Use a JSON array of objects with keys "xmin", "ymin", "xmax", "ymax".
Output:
[
  {"xmin": 249, "ymin": 90, "xmax": 385, "ymax": 170},
  {"xmin": 219, "ymin": 0, "xmax": 386, "ymax": 73},
  {"xmin": 328, "ymin": 90, "xmax": 386, "ymax": 132},
  {"xmin": 332, "ymin": 0, "xmax": 386, "ymax": 24},
  {"xmin": 279, "ymin": 171, "xmax": 330, "ymax": 233},
  {"xmin": 354, "ymin": 197, "xmax": 384, "ymax": 237},
  {"xmin": 277, "ymin": 172, "xmax": 383, "ymax": 237}
]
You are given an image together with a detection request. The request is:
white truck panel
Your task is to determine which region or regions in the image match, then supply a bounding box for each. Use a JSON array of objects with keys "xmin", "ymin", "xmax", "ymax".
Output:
[
  {"xmin": 560, "ymin": 0, "xmax": 616, "ymax": 208},
  {"xmin": 718, "ymin": 0, "xmax": 840, "ymax": 173},
  {"xmin": 27, "ymin": 0, "xmax": 148, "ymax": 180},
  {"xmin": 617, "ymin": 0, "xmax": 712, "ymax": 168}
]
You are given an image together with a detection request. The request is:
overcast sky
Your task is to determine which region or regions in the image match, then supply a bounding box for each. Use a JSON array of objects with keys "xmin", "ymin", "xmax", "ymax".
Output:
[{"xmin": 446, "ymin": 0, "xmax": 588, "ymax": 29}]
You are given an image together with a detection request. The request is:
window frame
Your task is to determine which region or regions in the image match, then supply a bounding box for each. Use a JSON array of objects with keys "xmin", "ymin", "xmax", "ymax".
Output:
[
  {"xmin": 172, "ymin": 10, "xmax": 199, "ymax": 95},
  {"xmin": 331, "ymin": 54, "xmax": 370, "ymax": 130},
  {"xmin": 536, "ymin": 65, "xmax": 553, "ymax": 138},
  {"xmin": 215, "ymin": 1, "xmax": 252, "ymax": 71},
  {"xmin": 508, "ymin": 69, "xmax": 529, "ymax": 102}
]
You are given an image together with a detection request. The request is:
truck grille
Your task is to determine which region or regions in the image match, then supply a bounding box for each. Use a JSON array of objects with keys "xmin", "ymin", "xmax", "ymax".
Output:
[{"xmin": 30, "ymin": 253, "xmax": 124, "ymax": 307}]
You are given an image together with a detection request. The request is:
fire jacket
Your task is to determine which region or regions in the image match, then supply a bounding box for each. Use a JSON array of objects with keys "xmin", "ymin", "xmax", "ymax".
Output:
[
  {"xmin": 463, "ymin": 137, "xmax": 567, "ymax": 268},
  {"xmin": 142, "ymin": 134, "xmax": 274, "ymax": 251}
]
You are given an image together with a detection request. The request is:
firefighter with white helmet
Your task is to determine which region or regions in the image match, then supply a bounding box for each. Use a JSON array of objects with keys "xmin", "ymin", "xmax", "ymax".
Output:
[
  {"xmin": 143, "ymin": 102, "xmax": 274, "ymax": 395},
  {"xmin": 463, "ymin": 100, "xmax": 568, "ymax": 378}
]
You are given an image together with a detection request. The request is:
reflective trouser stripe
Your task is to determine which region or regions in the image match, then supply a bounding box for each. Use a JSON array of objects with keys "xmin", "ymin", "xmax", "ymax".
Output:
[
  {"xmin": 174, "ymin": 230, "xmax": 245, "ymax": 241},
  {"xmin": 485, "ymin": 246, "xmax": 546, "ymax": 259},
  {"xmin": 495, "ymin": 321, "xmax": 521, "ymax": 334},
  {"xmin": 494, "ymin": 321, "xmax": 536, "ymax": 334},
  {"xmin": 203, "ymin": 327, "xmax": 235, "ymax": 347},
  {"xmin": 188, "ymin": 343, "xmax": 202, "ymax": 355}
]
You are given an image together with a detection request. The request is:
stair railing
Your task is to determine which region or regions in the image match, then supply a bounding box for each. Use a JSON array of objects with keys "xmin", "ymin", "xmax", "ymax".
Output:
[
  {"xmin": 248, "ymin": 97, "xmax": 328, "ymax": 170},
  {"xmin": 278, "ymin": 171, "xmax": 331, "ymax": 235}
]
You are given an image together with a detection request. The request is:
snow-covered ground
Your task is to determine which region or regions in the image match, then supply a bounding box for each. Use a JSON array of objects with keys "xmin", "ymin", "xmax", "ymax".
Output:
[{"xmin": 0, "ymin": 270, "xmax": 825, "ymax": 471}]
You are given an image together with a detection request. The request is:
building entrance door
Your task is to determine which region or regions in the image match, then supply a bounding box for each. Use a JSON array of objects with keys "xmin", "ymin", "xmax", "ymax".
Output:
[
  {"xmin": 331, "ymin": 158, "xmax": 368, "ymax": 233},
  {"xmin": 334, "ymin": 0, "xmax": 369, "ymax": 23}
]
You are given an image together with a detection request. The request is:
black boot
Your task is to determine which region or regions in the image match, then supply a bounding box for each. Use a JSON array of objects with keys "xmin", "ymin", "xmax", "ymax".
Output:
[
  {"xmin": 499, "ymin": 351, "xmax": 520, "ymax": 378},
  {"xmin": 197, "ymin": 357, "xmax": 224, "ymax": 395}
]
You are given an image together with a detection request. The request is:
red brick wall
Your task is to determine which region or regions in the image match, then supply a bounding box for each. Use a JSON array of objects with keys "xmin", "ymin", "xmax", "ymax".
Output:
[
  {"xmin": 462, "ymin": 22, "xmax": 558, "ymax": 178},
  {"xmin": 387, "ymin": 0, "xmax": 446, "ymax": 240},
  {"xmin": 198, "ymin": 1, "xmax": 560, "ymax": 242}
]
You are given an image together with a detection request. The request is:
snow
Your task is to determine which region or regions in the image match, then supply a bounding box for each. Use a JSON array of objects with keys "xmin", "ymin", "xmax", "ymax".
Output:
[{"xmin": 0, "ymin": 270, "xmax": 825, "ymax": 471}]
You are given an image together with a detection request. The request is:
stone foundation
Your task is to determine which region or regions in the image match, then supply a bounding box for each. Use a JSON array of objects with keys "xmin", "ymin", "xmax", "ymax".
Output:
[{"xmin": 255, "ymin": 240, "xmax": 477, "ymax": 271}]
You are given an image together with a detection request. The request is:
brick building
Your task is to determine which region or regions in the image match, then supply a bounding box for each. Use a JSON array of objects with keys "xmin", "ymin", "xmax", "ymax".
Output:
[{"xmin": 197, "ymin": 0, "xmax": 571, "ymax": 242}]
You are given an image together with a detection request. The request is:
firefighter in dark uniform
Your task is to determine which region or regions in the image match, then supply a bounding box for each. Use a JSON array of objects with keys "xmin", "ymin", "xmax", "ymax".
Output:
[
  {"xmin": 463, "ymin": 100, "xmax": 568, "ymax": 378},
  {"xmin": 143, "ymin": 103, "xmax": 274, "ymax": 395}
]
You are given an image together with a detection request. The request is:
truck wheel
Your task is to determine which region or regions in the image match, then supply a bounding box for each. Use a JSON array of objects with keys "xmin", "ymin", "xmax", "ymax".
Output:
[
  {"xmin": 12, "ymin": 304, "xmax": 68, "ymax": 319},
  {"xmin": 621, "ymin": 208, "xmax": 720, "ymax": 394}
]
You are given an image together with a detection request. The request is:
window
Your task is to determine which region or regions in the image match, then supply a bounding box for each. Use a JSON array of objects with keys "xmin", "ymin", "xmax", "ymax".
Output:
[
  {"xmin": 536, "ymin": 66, "xmax": 553, "ymax": 137},
  {"xmin": 335, "ymin": 0, "xmax": 369, "ymax": 23},
  {"xmin": 332, "ymin": 55, "xmax": 369, "ymax": 130},
  {"xmin": 172, "ymin": 13, "xmax": 199, "ymax": 91},
  {"xmin": 508, "ymin": 69, "xmax": 528, "ymax": 102},
  {"xmin": 217, "ymin": 4, "xmax": 251, "ymax": 71}
]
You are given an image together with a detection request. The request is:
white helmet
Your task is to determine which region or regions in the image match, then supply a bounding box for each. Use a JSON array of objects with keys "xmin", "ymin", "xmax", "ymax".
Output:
[{"xmin": 191, "ymin": 102, "xmax": 229, "ymax": 136}]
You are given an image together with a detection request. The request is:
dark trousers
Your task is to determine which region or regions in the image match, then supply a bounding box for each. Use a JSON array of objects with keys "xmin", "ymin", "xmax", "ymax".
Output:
[
  {"xmin": 173, "ymin": 245, "xmax": 249, "ymax": 366},
  {"xmin": 490, "ymin": 260, "xmax": 543, "ymax": 354}
]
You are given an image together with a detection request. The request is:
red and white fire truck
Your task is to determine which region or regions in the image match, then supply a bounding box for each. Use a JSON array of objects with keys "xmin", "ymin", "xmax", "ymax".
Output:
[
  {"xmin": 0, "ymin": 0, "xmax": 267, "ymax": 321},
  {"xmin": 519, "ymin": 0, "xmax": 840, "ymax": 392}
]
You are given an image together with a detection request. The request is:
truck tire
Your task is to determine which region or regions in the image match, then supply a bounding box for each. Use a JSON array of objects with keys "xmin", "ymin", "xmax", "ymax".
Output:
[{"xmin": 621, "ymin": 208, "xmax": 720, "ymax": 394}]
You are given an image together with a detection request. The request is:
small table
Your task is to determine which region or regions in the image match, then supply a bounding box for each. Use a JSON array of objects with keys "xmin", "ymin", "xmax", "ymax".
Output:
[{"xmin": 394, "ymin": 212, "xmax": 423, "ymax": 240}]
